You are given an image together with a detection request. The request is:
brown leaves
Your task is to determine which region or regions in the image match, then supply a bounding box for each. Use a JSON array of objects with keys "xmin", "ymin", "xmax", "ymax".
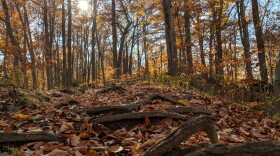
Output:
[
  {"xmin": 1, "ymin": 81, "xmax": 280, "ymax": 155},
  {"xmin": 60, "ymin": 122, "xmax": 74, "ymax": 133},
  {"xmin": 108, "ymin": 145, "xmax": 124, "ymax": 153}
]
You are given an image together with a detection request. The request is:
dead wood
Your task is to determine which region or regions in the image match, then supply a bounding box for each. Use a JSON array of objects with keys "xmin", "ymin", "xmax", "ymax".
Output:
[
  {"xmin": 184, "ymin": 141, "xmax": 280, "ymax": 156},
  {"xmin": 147, "ymin": 94, "xmax": 182, "ymax": 105},
  {"xmin": 0, "ymin": 131, "xmax": 64, "ymax": 143},
  {"xmin": 89, "ymin": 111, "xmax": 189, "ymax": 130},
  {"xmin": 87, "ymin": 94, "xmax": 193, "ymax": 116},
  {"xmin": 55, "ymin": 100, "xmax": 79, "ymax": 109},
  {"xmin": 86, "ymin": 105, "xmax": 131, "ymax": 116},
  {"xmin": 166, "ymin": 106, "xmax": 214, "ymax": 115},
  {"xmin": 96, "ymin": 85, "xmax": 126, "ymax": 94},
  {"xmin": 119, "ymin": 77, "xmax": 144, "ymax": 86},
  {"xmin": 143, "ymin": 115, "xmax": 218, "ymax": 156}
]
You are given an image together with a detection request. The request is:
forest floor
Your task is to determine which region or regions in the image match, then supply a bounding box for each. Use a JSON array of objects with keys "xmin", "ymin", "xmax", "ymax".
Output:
[{"xmin": 0, "ymin": 79, "xmax": 280, "ymax": 155}]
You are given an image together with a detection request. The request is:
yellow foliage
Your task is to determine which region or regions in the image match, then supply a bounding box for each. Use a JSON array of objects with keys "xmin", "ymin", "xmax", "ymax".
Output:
[
  {"xmin": 13, "ymin": 114, "xmax": 29, "ymax": 120},
  {"xmin": 178, "ymin": 99, "xmax": 191, "ymax": 106}
]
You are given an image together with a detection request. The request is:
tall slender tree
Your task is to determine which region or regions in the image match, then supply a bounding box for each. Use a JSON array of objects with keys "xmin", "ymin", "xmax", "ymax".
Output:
[
  {"xmin": 237, "ymin": 0, "xmax": 253, "ymax": 78},
  {"xmin": 184, "ymin": 0, "xmax": 193, "ymax": 74},
  {"xmin": 162, "ymin": 0, "xmax": 178, "ymax": 76},
  {"xmin": 251, "ymin": 0, "xmax": 268, "ymax": 82},
  {"xmin": 112, "ymin": 0, "xmax": 118, "ymax": 77},
  {"xmin": 67, "ymin": 0, "xmax": 72, "ymax": 88}
]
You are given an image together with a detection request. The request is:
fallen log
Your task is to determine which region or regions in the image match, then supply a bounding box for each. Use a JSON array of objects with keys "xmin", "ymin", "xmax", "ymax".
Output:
[
  {"xmin": 0, "ymin": 131, "xmax": 64, "ymax": 143},
  {"xmin": 184, "ymin": 141, "xmax": 280, "ymax": 156},
  {"xmin": 86, "ymin": 105, "xmax": 132, "ymax": 116},
  {"xmin": 55, "ymin": 100, "xmax": 79, "ymax": 109},
  {"xmin": 166, "ymin": 106, "xmax": 214, "ymax": 115},
  {"xmin": 90, "ymin": 111, "xmax": 189, "ymax": 130},
  {"xmin": 96, "ymin": 85, "xmax": 126, "ymax": 94},
  {"xmin": 87, "ymin": 94, "xmax": 201, "ymax": 116},
  {"xmin": 143, "ymin": 116, "xmax": 218, "ymax": 156}
]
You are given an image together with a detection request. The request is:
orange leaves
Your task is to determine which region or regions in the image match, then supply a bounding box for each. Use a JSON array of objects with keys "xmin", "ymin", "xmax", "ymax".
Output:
[
  {"xmin": 178, "ymin": 99, "xmax": 192, "ymax": 106},
  {"xmin": 78, "ymin": 132, "xmax": 90, "ymax": 139},
  {"xmin": 13, "ymin": 113, "xmax": 29, "ymax": 120}
]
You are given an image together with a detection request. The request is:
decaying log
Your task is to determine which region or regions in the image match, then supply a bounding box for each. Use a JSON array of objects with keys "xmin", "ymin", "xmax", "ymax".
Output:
[
  {"xmin": 147, "ymin": 94, "xmax": 182, "ymax": 105},
  {"xmin": 55, "ymin": 100, "xmax": 79, "ymax": 109},
  {"xmin": 96, "ymin": 85, "xmax": 126, "ymax": 94},
  {"xmin": 87, "ymin": 94, "xmax": 203, "ymax": 116},
  {"xmin": 86, "ymin": 105, "xmax": 132, "ymax": 116},
  {"xmin": 0, "ymin": 131, "xmax": 64, "ymax": 143},
  {"xmin": 185, "ymin": 141, "xmax": 280, "ymax": 156},
  {"xmin": 143, "ymin": 116, "xmax": 218, "ymax": 156},
  {"xmin": 166, "ymin": 106, "xmax": 214, "ymax": 115},
  {"xmin": 89, "ymin": 111, "xmax": 189, "ymax": 130},
  {"xmin": 92, "ymin": 111, "xmax": 188, "ymax": 123}
]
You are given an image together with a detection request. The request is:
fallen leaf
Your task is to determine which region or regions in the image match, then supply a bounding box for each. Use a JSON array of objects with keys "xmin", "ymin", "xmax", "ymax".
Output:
[
  {"xmin": 60, "ymin": 122, "xmax": 74, "ymax": 132},
  {"xmin": 145, "ymin": 116, "xmax": 151, "ymax": 126},
  {"xmin": 86, "ymin": 149, "xmax": 98, "ymax": 156},
  {"xmin": 162, "ymin": 117, "xmax": 173, "ymax": 126},
  {"xmin": 70, "ymin": 134, "xmax": 80, "ymax": 146},
  {"xmin": 108, "ymin": 145, "xmax": 124, "ymax": 153},
  {"xmin": 3, "ymin": 126, "xmax": 13, "ymax": 132},
  {"xmin": 47, "ymin": 149, "xmax": 69, "ymax": 156},
  {"xmin": 178, "ymin": 99, "xmax": 191, "ymax": 106},
  {"xmin": 13, "ymin": 114, "xmax": 29, "ymax": 120},
  {"xmin": 250, "ymin": 128, "xmax": 267, "ymax": 139},
  {"xmin": 0, "ymin": 119, "xmax": 6, "ymax": 124},
  {"xmin": 74, "ymin": 146, "xmax": 87, "ymax": 155},
  {"xmin": 134, "ymin": 131, "xmax": 144, "ymax": 140},
  {"xmin": 239, "ymin": 127, "xmax": 249, "ymax": 135},
  {"xmin": 79, "ymin": 132, "xmax": 90, "ymax": 139}
]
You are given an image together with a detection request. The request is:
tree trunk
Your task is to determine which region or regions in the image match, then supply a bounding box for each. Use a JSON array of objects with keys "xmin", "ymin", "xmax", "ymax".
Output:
[
  {"xmin": 112, "ymin": 0, "xmax": 118, "ymax": 77},
  {"xmin": 43, "ymin": 0, "xmax": 53, "ymax": 90},
  {"xmin": 62, "ymin": 0, "xmax": 67, "ymax": 88},
  {"xmin": 1, "ymin": 0, "xmax": 22, "ymax": 86},
  {"xmin": 23, "ymin": 3, "xmax": 37, "ymax": 90},
  {"xmin": 184, "ymin": 0, "xmax": 193, "ymax": 74},
  {"xmin": 129, "ymin": 23, "xmax": 137, "ymax": 75},
  {"xmin": 91, "ymin": 0, "xmax": 97, "ymax": 82},
  {"xmin": 137, "ymin": 35, "xmax": 141, "ymax": 77},
  {"xmin": 196, "ymin": 14, "xmax": 207, "ymax": 78},
  {"xmin": 251, "ymin": 0, "xmax": 268, "ymax": 82},
  {"xmin": 162, "ymin": 0, "xmax": 178, "ymax": 76},
  {"xmin": 209, "ymin": 23, "xmax": 214, "ymax": 79},
  {"xmin": 237, "ymin": 0, "xmax": 253, "ymax": 78},
  {"xmin": 215, "ymin": 0, "xmax": 224, "ymax": 79},
  {"xmin": 116, "ymin": 23, "xmax": 131, "ymax": 78},
  {"xmin": 67, "ymin": 0, "xmax": 72, "ymax": 89},
  {"xmin": 274, "ymin": 58, "xmax": 280, "ymax": 97},
  {"xmin": 143, "ymin": 20, "xmax": 149, "ymax": 81}
]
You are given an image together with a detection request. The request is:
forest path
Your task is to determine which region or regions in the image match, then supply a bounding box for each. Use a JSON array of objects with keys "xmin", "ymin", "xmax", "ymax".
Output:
[{"xmin": 0, "ymin": 80, "xmax": 280, "ymax": 155}]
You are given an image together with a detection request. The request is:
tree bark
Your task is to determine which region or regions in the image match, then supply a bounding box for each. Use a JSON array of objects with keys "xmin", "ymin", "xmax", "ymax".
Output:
[
  {"xmin": 162, "ymin": 0, "xmax": 178, "ymax": 76},
  {"xmin": 215, "ymin": 0, "xmax": 224, "ymax": 79},
  {"xmin": 67, "ymin": 0, "xmax": 72, "ymax": 89},
  {"xmin": 62, "ymin": 0, "xmax": 67, "ymax": 89},
  {"xmin": 184, "ymin": 0, "xmax": 193, "ymax": 74},
  {"xmin": 251, "ymin": 0, "xmax": 268, "ymax": 82},
  {"xmin": 1, "ymin": 0, "xmax": 22, "ymax": 86},
  {"xmin": 91, "ymin": 0, "xmax": 97, "ymax": 82},
  {"xmin": 43, "ymin": 0, "xmax": 53, "ymax": 90},
  {"xmin": 112, "ymin": 0, "xmax": 118, "ymax": 77},
  {"xmin": 237, "ymin": 0, "xmax": 253, "ymax": 78},
  {"xmin": 25, "ymin": 5, "xmax": 37, "ymax": 89},
  {"xmin": 274, "ymin": 58, "xmax": 280, "ymax": 96}
]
